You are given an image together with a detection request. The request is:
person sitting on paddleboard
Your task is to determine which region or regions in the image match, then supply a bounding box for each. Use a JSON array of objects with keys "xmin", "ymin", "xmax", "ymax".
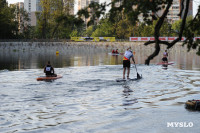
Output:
[
  {"xmin": 162, "ymin": 50, "xmax": 168, "ymax": 63},
  {"xmin": 123, "ymin": 47, "xmax": 135, "ymax": 79},
  {"xmin": 44, "ymin": 61, "xmax": 56, "ymax": 77}
]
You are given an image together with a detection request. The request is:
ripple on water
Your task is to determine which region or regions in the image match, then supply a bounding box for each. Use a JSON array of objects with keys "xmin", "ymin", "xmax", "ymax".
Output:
[{"xmin": 0, "ymin": 65, "xmax": 200, "ymax": 132}]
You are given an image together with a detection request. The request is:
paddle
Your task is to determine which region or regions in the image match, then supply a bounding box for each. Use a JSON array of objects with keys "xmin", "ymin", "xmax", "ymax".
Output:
[{"xmin": 133, "ymin": 61, "xmax": 141, "ymax": 79}]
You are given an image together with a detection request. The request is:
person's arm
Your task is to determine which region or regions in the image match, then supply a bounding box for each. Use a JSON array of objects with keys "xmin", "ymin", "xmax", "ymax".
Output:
[
  {"xmin": 131, "ymin": 56, "xmax": 135, "ymax": 64},
  {"xmin": 51, "ymin": 67, "xmax": 54, "ymax": 74}
]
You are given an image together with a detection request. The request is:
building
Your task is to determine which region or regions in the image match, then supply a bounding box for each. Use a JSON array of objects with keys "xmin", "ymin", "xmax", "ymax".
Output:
[
  {"xmin": 24, "ymin": 0, "xmax": 41, "ymax": 26},
  {"xmin": 10, "ymin": 2, "xmax": 24, "ymax": 32},
  {"xmin": 112, "ymin": 0, "xmax": 193, "ymax": 24},
  {"xmin": 158, "ymin": 0, "xmax": 193, "ymax": 24}
]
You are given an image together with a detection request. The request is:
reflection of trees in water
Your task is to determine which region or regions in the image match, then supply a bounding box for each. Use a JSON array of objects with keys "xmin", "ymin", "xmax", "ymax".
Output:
[{"xmin": 0, "ymin": 43, "xmax": 199, "ymax": 70}]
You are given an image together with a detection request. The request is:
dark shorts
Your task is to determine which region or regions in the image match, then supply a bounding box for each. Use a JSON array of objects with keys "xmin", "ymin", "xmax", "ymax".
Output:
[
  {"xmin": 162, "ymin": 57, "xmax": 168, "ymax": 62},
  {"xmin": 123, "ymin": 60, "xmax": 130, "ymax": 68}
]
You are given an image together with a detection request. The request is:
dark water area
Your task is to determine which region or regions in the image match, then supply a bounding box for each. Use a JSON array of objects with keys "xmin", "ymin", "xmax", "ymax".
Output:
[
  {"xmin": 0, "ymin": 42, "xmax": 199, "ymax": 71},
  {"xmin": 0, "ymin": 42, "xmax": 200, "ymax": 133}
]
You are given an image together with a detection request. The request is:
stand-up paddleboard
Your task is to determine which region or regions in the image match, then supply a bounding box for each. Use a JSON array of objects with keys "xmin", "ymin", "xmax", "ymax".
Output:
[
  {"xmin": 116, "ymin": 76, "xmax": 142, "ymax": 82},
  {"xmin": 37, "ymin": 75, "xmax": 62, "ymax": 81},
  {"xmin": 116, "ymin": 78, "xmax": 137, "ymax": 82},
  {"xmin": 157, "ymin": 62, "xmax": 174, "ymax": 65}
]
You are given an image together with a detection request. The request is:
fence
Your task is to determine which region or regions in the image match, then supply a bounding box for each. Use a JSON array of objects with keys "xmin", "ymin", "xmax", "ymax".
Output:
[{"xmin": 129, "ymin": 37, "xmax": 200, "ymax": 41}]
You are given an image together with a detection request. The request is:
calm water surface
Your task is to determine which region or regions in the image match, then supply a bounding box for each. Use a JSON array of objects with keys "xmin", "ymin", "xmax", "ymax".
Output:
[{"xmin": 0, "ymin": 43, "xmax": 200, "ymax": 133}]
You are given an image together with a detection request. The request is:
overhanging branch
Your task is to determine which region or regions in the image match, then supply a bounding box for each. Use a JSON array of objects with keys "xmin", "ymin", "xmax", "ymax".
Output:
[
  {"xmin": 167, "ymin": 0, "xmax": 190, "ymax": 49},
  {"xmin": 145, "ymin": 0, "xmax": 173, "ymax": 65}
]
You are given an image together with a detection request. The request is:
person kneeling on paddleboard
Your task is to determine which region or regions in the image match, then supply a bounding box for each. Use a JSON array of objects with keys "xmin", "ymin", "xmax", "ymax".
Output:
[
  {"xmin": 123, "ymin": 47, "xmax": 135, "ymax": 79},
  {"xmin": 162, "ymin": 50, "xmax": 168, "ymax": 63},
  {"xmin": 44, "ymin": 61, "xmax": 57, "ymax": 77}
]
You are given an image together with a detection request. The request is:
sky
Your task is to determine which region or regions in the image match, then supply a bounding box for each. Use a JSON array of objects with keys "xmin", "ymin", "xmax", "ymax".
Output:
[{"xmin": 7, "ymin": 0, "xmax": 199, "ymax": 16}]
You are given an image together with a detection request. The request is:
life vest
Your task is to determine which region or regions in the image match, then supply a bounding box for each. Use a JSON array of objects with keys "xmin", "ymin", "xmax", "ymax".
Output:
[
  {"xmin": 46, "ymin": 66, "xmax": 51, "ymax": 72},
  {"xmin": 45, "ymin": 65, "xmax": 52, "ymax": 75},
  {"xmin": 123, "ymin": 50, "xmax": 133, "ymax": 60},
  {"xmin": 112, "ymin": 50, "xmax": 115, "ymax": 53}
]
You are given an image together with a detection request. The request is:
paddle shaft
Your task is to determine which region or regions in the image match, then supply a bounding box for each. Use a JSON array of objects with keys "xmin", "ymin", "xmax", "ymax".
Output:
[{"xmin": 134, "ymin": 62, "xmax": 138, "ymax": 73}]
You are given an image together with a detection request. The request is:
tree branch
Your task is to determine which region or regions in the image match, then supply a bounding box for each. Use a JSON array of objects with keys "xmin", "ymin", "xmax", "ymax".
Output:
[
  {"xmin": 144, "ymin": 41, "xmax": 155, "ymax": 46},
  {"xmin": 167, "ymin": 0, "xmax": 190, "ymax": 49},
  {"xmin": 178, "ymin": 0, "xmax": 185, "ymax": 16},
  {"xmin": 145, "ymin": 0, "xmax": 173, "ymax": 65}
]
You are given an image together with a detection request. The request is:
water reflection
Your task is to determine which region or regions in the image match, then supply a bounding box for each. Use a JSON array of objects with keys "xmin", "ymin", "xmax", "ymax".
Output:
[
  {"xmin": 162, "ymin": 64, "xmax": 168, "ymax": 70},
  {"xmin": 0, "ymin": 43, "xmax": 199, "ymax": 70}
]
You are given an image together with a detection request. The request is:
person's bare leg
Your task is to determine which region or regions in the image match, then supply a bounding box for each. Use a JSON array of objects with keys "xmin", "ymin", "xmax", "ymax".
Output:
[
  {"xmin": 127, "ymin": 68, "xmax": 130, "ymax": 79},
  {"xmin": 123, "ymin": 68, "xmax": 126, "ymax": 79}
]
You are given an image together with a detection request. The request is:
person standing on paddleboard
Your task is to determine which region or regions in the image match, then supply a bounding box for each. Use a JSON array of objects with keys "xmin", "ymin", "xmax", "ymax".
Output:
[
  {"xmin": 44, "ymin": 61, "xmax": 56, "ymax": 77},
  {"xmin": 123, "ymin": 47, "xmax": 135, "ymax": 79},
  {"xmin": 162, "ymin": 50, "xmax": 168, "ymax": 63}
]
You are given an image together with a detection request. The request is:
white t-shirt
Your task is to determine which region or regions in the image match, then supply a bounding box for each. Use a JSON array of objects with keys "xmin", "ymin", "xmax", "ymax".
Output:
[{"xmin": 124, "ymin": 50, "xmax": 133, "ymax": 60}]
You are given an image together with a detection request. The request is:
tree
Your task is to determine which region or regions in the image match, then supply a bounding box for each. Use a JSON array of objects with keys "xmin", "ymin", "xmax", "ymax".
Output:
[
  {"xmin": 77, "ymin": 1, "xmax": 106, "ymax": 32},
  {"xmin": 13, "ymin": 5, "xmax": 31, "ymax": 38},
  {"xmin": 109, "ymin": 0, "xmax": 199, "ymax": 65},
  {"xmin": 36, "ymin": 0, "xmax": 83, "ymax": 39},
  {"xmin": 115, "ymin": 18, "xmax": 133, "ymax": 39},
  {"xmin": 91, "ymin": 18, "xmax": 113, "ymax": 37},
  {"xmin": 36, "ymin": 0, "xmax": 51, "ymax": 39},
  {"xmin": 0, "ymin": 0, "xmax": 18, "ymax": 39}
]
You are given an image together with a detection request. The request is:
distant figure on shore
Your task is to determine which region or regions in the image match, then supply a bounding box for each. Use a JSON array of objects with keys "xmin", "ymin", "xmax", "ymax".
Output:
[
  {"xmin": 112, "ymin": 49, "xmax": 119, "ymax": 54},
  {"xmin": 44, "ymin": 61, "xmax": 57, "ymax": 77},
  {"xmin": 123, "ymin": 47, "xmax": 135, "ymax": 79},
  {"xmin": 162, "ymin": 50, "xmax": 168, "ymax": 63}
]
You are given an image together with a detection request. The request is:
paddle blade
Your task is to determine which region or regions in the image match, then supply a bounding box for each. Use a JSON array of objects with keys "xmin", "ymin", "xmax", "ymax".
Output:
[{"xmin": 137, "ymin": 73, "xmax": 142, "ymax": 79}]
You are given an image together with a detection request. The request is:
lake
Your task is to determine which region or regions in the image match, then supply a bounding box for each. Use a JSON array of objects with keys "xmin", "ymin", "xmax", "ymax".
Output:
[{"xmin": 0, "ymin": 42, "xmax": 200, "ymax": 133}]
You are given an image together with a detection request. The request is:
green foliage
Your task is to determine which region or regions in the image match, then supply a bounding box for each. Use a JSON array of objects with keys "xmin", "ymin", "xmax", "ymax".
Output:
[
  {"xmin": 91, "ymin": 19, "xmax": 113, "ymax": 37},
  {"xmin": 132, "ymin": 20, "xmax": 171, "ymax": 37},
  {"xmin": 171, "ymin": 16, "xmax": 194, "ymax": 37},
  {"xmin": 138, "ymin": 23, "xmax": 154, "ymax": 37},
  {"xmin": 70, "ymin": 29, "xmax": 79, "ymax": 37},
  {"xmin": 35, "ymin": 0, "xmax": 84, "ymax": 39},
  {"xmin": 115, "ymin": 18, "xmax": 133, "ymax": 39},
  {"xmin": 86, "ymin": 26, "xmax": 95, "ymax": 37},
  {"xmin": 0, "ymin": 1, "xmax": 18, "ymax": 39}
]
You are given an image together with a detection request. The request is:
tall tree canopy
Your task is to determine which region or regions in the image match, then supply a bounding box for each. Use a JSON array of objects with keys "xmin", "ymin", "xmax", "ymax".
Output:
[{"xmin": 36, "ymin": 0, "xmax": 83, "ymax": 39}]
